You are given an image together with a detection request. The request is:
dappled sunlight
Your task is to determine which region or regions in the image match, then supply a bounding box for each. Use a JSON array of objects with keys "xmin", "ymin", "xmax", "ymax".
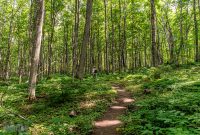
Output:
[
  {"xmin": 94, "ymin": 120, "xmax": 122, "ymax": 128},
  {"xmin": 119, "ymin": 98, "xmax": 135, "ymax": 103},
  {"xmin": 84, "ymin": 92, "xmax": 98, "ymax": 99},
  {"xmin": 29, "ymin": 124, "xmax": 52, "ymax": 135},
  {"xmin": 126, "ymin": 84, "xmax": 142, "ymax": 93},
  {"xmin": 169, "ymin": 80, "xmax": 200, "ymax": 92},
  {"xmin": 110, "ymin": 106, "xmax": 126, "ymax": 110},
  {"xmin": 79, "ymin": 101, "xmax": 96, "ymax": 109},
  {"xmin": 116, "ymin": 89, "xmax": 125, "ymax": 92}
]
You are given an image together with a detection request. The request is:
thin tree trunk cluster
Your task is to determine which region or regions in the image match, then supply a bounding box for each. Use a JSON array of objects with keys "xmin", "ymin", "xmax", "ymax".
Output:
[{"xmin": 0, "ymin": 0, "xmax": 200, "ymax": 100}]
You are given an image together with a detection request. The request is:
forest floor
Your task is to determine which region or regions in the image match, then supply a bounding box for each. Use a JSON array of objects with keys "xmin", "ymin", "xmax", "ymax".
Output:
[
  {"xmin": 1, "ymin": 64, "xmax": 200, "ymax": 135},
  {"xmin": 117, "ymin": 64, "xmax": 200, "ymax": 135},
  {"xmin": 92, "ymin": 85, "xmax": 134, "ymax": 135},
  {"xmin": 0, "ymin": 74, "xmax": 122, "ymax": 135}
]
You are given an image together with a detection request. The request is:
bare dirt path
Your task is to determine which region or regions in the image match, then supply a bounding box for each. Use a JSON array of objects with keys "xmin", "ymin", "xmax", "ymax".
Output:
[{"xmin": 92, "ymin": 85, "xmax": 134, "ymax": 135}]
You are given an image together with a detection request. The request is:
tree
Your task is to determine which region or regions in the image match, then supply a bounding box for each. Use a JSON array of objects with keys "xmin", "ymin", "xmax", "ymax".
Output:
[
  {"xmin": 1, "ymin": 0, "xmax": 200, "ymax": 81},
  {"xmin": 150, "ymin": 0, "xmax": 157, "ymax": 67},
  {"xmin": 76, "ymin": 0, "xmax": 93, "ymax": 79},
  {"xmin": 4, "ymin": 1, "xmax": 15, "ymax": 80},
  {"xmin": 104, "ymin": 0, "xmax": 109, "ymax": 73},
  {"xmin": 193, "ymin": 0, "xmax": 199, "ymax": 62},
  {"xmin": 28, "ymin": 0, "xmax": 44, "ymax": 101},
  {"xmin": 72, "ymin": 0, "xmax": 80, "ymax": 80}
]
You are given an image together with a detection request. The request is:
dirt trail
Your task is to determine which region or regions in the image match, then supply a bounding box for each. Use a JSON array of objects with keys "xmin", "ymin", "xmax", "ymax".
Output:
[{"xmin": 92, "ymin": 85, "xmax": 134, "ymax": 135}]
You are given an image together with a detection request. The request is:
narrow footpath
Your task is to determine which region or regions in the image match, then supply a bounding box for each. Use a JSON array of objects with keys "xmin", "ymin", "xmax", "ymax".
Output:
[{"xmin": 92, "ymin": 85, "xmax": 134, "ymax": 135}]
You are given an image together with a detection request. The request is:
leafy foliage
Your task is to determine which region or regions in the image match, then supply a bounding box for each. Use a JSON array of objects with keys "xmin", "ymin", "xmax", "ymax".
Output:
[{"xmin": 118, "ymin": 64, "xmax": 200, "ymax": 135}]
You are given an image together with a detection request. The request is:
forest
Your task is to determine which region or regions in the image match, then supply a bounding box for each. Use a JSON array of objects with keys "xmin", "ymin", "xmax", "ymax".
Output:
[{"xmin": 0, "ymin": 0, "xmax": 200, "ymax": 134}]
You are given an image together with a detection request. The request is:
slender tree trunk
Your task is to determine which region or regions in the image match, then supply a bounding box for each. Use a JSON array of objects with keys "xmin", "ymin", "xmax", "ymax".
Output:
[
  {"xmin": 118, "ymin": 0, "xmax": 122, "ymax": 72},
  {"xmin": 64, "ymin": 21, "xmax": 69, "ymax": 74},
  {"xmin": 47, "ymin": 0, "xmax": 56, "ymax": 78},
  {"xmin": 76, "ymin": 0, "xmax": 93, "ymax": 79},
  {"xmin": 131, "ymin": 36, "xmax": 134, "ymax": 71},
  {"xmin": 72, "ymin": 0, "xmax": 80, "ymax": 80},
  {"xmin": 122, "ymin": 0, "xmax": 127, "ymax": 71},
  {"xmin": 111, "ymin": 2, "xmax": 115, "ymax": 73},
  {"xmin": 5, "ymin": 5, "xmax": 14, "ymax": 80},
  {"xmin": 28, "ymin": 0, "xmax": 44, "ymax": 101},
  {"xmin": 150, "ymin": 0, "xmax": 157, "ymax": 67},
  {"xmin": 194, "ymin": 0, "xmax": 199, "ymax": 62},
  {"xmin": 177, "ymin": 0, "xmax": 184, "ymax": 64},
  {"xmin": 104, "ymin": 0, "xmax": 109, "ymax": 73},
  {"xmin": 166, "ymin": 17, "xmax": 175, "ymax": 64},
  {"xmin": 97, "ymin": 26, "xmax": 102, "ymax": 72},
  {"xmin": 39, "ymin": 10, "xmax": 45, "ymax": 79},
  {"xmin": 18, "ymin": 37, "xmax": 23, "ymax": 84},
  {"xmin": 28, "ymin": 0, "xmax": 34, "ymax": 78},
  {"xmin": 144, "ymin": 35, "xmax": 147, "ymax": 67}
]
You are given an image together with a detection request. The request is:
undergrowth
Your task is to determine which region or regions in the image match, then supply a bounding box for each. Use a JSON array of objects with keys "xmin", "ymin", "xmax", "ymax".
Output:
[
  {"xmin": 0, "ymin": 74, "xmax": 119, "ymax": 135},
  {"xmin": 118, "ymin": 64, "xmax": 200, "ymax": 135}
]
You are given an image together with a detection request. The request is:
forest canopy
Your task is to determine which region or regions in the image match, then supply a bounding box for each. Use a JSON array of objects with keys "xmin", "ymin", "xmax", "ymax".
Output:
[{"xmin": 0, "ymin": 0, "xmax": 199, "ymax": 80}]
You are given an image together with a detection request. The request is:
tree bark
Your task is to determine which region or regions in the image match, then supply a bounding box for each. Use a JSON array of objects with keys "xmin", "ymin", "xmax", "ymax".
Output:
[
  {"xmin": 111, "ymin": 2, "xmax": 115, "ymax": 73},
  {"xmin": 72, "ymin": 0, "xmax": 80, "ymax": 80},
  {"xmin": 118, "ymin": 0, "xmax": 122, "ymax": 72},
  {"xmin": 5, "ymin": 5, "xmax": 14, "ymax": 80},
  {"xmin": 104, "ymin": 0, "xmax": 109, "ymax": 73},
  {"xmin": 122, "ymin": 0, "xmax": 127, "ymax": 71},
  {"xmin": 194, "ymin": 0, "xmax": 199, "ymax": 62},
  {"xmin": 76, "ymin": 0, "xmax": 93, "ymax": 79},
  {"xmin": 177, "ymin": 0, "xmax": 184, "ymax": 64},
  {"xmin": 150, "ymin": 0, "xmax": 157, "ymax": 67},
  {"xmin": 28, "ymin": 0, "xmax": 44, "ymax": 101},
  {"xmin": 63, "ymin": 21, "xmax": 69, "ymax": 74},
  {"xmin": 47, "ymin": 0, "xmax": 56, "ymax": 78}
]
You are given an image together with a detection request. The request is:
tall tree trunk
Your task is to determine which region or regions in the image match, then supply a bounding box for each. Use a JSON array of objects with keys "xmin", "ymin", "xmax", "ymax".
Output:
[
  {"xmin": 166, "ymin": 15, "xmax": 175, "ymax": 64},
  {"xmin": 97, "ymin": 26, "xmax": 102, "ymax": 72},
  {"xmin": 47, "ymin": 0, "xmax": 56, "ymax": 78},
  {"xmin": 39, "ymin": 10, "xmax": 45, "ymax": 79},
  {"xmin": 118, "ymin": 0, "xmax": 122, "ymax": 72},
  {"xmin": 144, "ymin": 35, "xmax": 147, "ymax": 67},
  {"xmin": 28, "ymin": 0, "xmax": 44, "ymax": 101},
  {"xmin": 18, "ymin": 37, "xmax": 23, "ymax": 84},
  {"xmin": 150, "ymin": 0, "xmax": 157, "ymax": 67},
  {"xmin": 122, "ymin": 0, "xmax": 127, "ymax": 71},
  {"xmin": 89, "ymin": 25, "xmax": 95, "ymax": 73},
  {"xmin": 5, "ymin": 5, "xmax": 14, "ymax": 80},
  {"xmin": 111, "ymin": 2, "xmax": 115, "ymax": 73},
  {"xmin": 194, "ymin": 0, "xmax": 199, "ymax": 62},
  {"xmin": 76, "ymin": 0, "xmax": 93, "ymax": 79},
  {"xmin": 72, "ymin": 0, "xmax": 80, "ymax": 80},
  {"xmin": 64, "ymin": 21, "xmax": 69, "ymax": 74},
  {"xmin": 177, "ymin": 0, "xmax": 184, "ymax": 64},
  {"xmin": 104, "ymin": 0, "xmax": 109, "ymax": 73}
]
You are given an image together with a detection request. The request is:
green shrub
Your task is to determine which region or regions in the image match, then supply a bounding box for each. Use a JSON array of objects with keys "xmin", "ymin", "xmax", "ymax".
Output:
[
  {"xmin": 143, "ymin": 78, "xmax": 176, "ymax": 91},
  {"xmin": 124, "ymin": 74, "xmax": 149, "ymax": 84},
  {"xmin": 158, "ymin": 65, "xmax": 173, "ymax": 72},
  {"xmin": 148, "ymin": 67, "xmax": 162, "ymax": 79}
]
